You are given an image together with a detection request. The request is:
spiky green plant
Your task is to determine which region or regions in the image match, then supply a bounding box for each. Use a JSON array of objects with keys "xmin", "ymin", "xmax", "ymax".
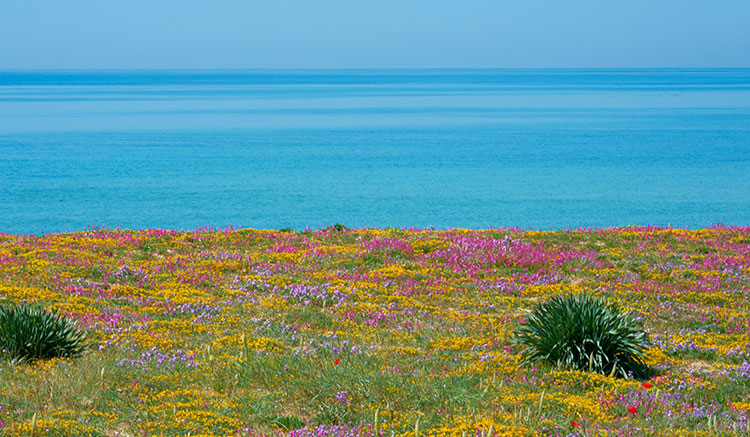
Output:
[
  {"xmin": 514, "ymin": 293, "xmax": 649, "ymax": 379},
  {"xmin": 0, "ymin": 303, "xmax": 87, "ymax": 363}
]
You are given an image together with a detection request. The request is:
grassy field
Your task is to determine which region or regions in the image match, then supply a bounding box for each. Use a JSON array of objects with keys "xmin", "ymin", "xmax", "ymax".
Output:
[{"xmin": 0, "ymin": 225, "xmax": 749, "ymax": 436}]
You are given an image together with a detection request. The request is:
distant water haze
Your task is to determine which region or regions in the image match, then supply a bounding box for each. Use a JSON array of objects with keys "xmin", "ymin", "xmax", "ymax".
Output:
[{"xmin": 0, "ymin": 69, "xmax": 748, "ymax": 234}]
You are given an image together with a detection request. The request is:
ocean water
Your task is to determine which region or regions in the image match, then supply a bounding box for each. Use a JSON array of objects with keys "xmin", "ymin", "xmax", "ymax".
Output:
[{"xmin": 1, "ymin": 69, "xmax": 749, "ymax": 234}]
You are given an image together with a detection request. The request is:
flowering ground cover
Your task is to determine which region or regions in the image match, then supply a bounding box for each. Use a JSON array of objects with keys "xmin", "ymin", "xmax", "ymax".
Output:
[{"xmin": 0, "ymin": 225, "xmax": 749, "ymax": 436}]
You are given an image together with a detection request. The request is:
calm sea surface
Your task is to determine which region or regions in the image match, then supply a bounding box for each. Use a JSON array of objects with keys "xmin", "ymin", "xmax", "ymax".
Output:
[{"xmin": 1, "ymin": 69, "xmax": 749, "ymax": 234}]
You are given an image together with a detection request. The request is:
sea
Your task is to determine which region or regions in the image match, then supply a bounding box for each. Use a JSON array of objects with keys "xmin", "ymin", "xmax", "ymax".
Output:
[{"xmin": 1, "ymin": 69, "xmax": 749, "ymax": 234}]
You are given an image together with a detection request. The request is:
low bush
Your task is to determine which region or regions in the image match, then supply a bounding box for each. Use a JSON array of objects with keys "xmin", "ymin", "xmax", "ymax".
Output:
[
  {"xmin": 515, "ymin": 293, "xmax": 650, "ymax": 379},
  {"xmin": 0, "ymin": 303, "xmax": 87, "ymax": 362}
]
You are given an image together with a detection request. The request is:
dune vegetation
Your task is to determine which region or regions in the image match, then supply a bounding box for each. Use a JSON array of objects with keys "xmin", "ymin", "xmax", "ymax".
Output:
[{"xmin": 0, "ymin": 225, "xmax": 749, "ymax": 436}]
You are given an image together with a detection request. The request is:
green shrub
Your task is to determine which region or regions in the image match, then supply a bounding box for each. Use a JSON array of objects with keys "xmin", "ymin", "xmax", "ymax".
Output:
[
  {"xmin": 325, "ymin": 223, "xmax": 348, "ymax": 232},
  {"xmin": 514, "ymin": 293, "xmax": 649, "ymax": 379},
  {"xmin": 0, "ymin": 303, "xmax": 87, "ymax": 363}
]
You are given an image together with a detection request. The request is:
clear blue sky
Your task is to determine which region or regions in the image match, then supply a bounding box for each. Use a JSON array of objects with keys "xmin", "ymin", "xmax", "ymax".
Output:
[{"xmin": 2, "ymin": 0, "xmax": 748, "ymax": 69}]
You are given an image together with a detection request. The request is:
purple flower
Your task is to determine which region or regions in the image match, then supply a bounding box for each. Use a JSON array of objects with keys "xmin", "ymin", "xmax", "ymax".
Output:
[{"xmin": 335, "ymin": 390, "xmax": 348, "ymax": 405}]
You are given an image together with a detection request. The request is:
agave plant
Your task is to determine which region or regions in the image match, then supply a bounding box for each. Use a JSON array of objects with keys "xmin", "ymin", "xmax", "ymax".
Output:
[
  {"xmin": 0, "ymin": 303, "xmax": 87, "ymax": 362},
  {"xmin": 514, "ymin": 293, "xmax": 649, "ymax": 379}
]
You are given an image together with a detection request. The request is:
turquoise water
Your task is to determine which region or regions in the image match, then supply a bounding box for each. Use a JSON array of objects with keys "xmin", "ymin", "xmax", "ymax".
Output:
[{"xmin": 1, "ymin": 69, "xmax": 749, "ymax": 234}]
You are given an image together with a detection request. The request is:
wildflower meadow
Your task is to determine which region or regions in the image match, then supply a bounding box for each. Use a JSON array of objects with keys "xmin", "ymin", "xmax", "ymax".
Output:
[{"xmin": 0, "ymin": 225, "xmax": 749, "ymax": 436}]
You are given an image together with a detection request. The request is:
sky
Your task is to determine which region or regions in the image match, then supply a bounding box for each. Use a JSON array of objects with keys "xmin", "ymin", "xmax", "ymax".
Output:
[{"xmin": 1, "ymin": 0, "xmax": 749, "ymax": 69}]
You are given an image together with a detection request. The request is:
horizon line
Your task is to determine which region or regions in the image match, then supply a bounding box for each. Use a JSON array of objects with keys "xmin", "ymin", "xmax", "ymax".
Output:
[{"xmin": 2, "ymin": 67, "xmax": 750, "ymax": 72}]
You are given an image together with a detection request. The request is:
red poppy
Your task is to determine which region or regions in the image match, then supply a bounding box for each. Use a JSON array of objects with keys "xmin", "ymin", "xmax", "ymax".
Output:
[
  {"xmin": 333, "ymin": 359, "xmax": 340, "ymax": 365},
  {"xmin": 641, "ymin": 382, "xmax": 652, "ymax": 389},
  {"xmin": 628, "ymin": 406, "xmax": 637, "ymax": 414},
  {"xmin": 570, "ymin": 421, "xmax": 581, "ymax": 427}
]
